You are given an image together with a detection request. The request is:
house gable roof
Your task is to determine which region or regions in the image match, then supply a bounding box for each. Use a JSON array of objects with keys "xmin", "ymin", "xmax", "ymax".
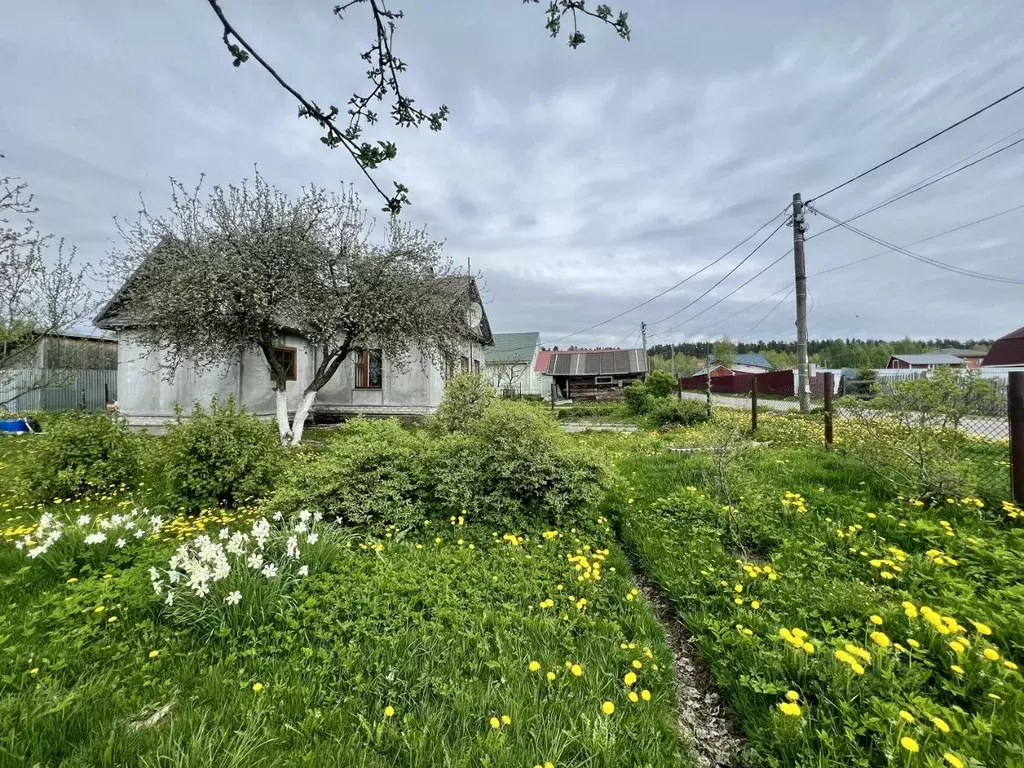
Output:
[
  {"xmin": 889, "ymin": 353, "xmax": 965, "ymax": 365},
  {"xmin": 733, "ymin": 352, "xmax": 772, "ymax": 369},
  {"xmin": 931, "ymin": 347, "xmax": 988, "ymax": 358},
  {"xmin": 486, "ymin": 332, "xmax": 539, "ymax": 365},
  {"xmin": 982, "ymin": 326, "xmax": 1024, "ymax": 366}
]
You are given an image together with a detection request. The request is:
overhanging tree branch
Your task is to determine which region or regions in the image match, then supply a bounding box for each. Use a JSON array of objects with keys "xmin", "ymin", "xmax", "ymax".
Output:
[{"xmin": 203, "ymin": 0, "xmax": 630, "ymax": 213}]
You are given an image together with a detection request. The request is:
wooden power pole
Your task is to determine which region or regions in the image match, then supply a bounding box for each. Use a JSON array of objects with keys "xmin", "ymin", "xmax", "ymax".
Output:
[{"xmin": 792, "ymin": 193, "xmax": 810, "ymax": 412}]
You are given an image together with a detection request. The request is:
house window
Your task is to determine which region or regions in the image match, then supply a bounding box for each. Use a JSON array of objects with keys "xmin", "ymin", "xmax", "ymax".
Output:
[
  {"xmin": 460, "ymin": 356, "xmax": 470, "ymax": 373},
  {"xmin": 272, "ymin": 346, "xmax": 297, "ymax": 382},
  {"xmin": 355, "ymin": 348, "xmax": 383, "ymax": 389},
  {"xmin": 594, "ymin": 375, "xmax": 613, "ymax": 384}
]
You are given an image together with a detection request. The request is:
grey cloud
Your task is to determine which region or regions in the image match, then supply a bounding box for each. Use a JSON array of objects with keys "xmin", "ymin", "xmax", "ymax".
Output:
[{"xmin": 1, "ymin": 0, "xmax": 1022, "ymax": 351}]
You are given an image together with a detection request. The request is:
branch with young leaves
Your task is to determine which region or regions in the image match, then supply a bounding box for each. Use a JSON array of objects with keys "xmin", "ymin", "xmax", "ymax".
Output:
[{"xmin": 204, "ymin": 0, "xmax": 630, "ymax": 213}]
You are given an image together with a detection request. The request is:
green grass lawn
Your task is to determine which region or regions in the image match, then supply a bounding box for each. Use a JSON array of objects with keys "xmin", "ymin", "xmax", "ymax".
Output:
[
  {"xmin": 593, "ymin": 423, "xmax": 1023, "ymax": 768},
  {"xmin": 1, "ymin": 504, "xmax": 688, "ymax": 767}
]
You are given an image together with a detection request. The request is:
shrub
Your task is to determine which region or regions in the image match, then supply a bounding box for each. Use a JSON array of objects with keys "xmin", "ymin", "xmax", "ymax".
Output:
[
  {"xmin": 163, "ymin": 396, "xmax": 282, "ymax": 510},
  {"xmin": 622, "ymin": 381, "xmax": 651, "ymax": 415},
  {"xmin": 21, "ymin": 413, "xmax": 138, "ymax": 502},
  {"xmin": 646, "ymin": 397, "xmax": 709, "ymax": 429},
  {"xmin": 430, "ymin": 374, "xmax": 494, "ymax": 434},
  {"xmin": 433, "ymin": 400, "xmax": 610, "ymax": 528},
  {"xmin": 644, "ymin": 370, "xmax": 677, "ymax": 399},
  {"xmin": 275, "ymin": 418, "xmax": 428, "ymax": 527}
]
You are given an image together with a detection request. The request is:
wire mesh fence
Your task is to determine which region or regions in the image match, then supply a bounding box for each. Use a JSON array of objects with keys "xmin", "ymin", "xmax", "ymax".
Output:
[{"xmin": 829, "ymin": 370, "xmax": 1012, "ymax": 501}]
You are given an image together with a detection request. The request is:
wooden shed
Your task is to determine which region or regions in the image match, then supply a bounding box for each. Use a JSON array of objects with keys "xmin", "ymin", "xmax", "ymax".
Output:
[{"xmin": 546, "ymin": 349, "xmax": 648, "ymax": 402}]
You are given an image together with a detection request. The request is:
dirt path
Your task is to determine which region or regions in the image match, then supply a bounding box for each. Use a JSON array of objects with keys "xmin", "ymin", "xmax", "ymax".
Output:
[{"xmin": 632, "ymin": 570, "xmax": 745, "ymax": 768}]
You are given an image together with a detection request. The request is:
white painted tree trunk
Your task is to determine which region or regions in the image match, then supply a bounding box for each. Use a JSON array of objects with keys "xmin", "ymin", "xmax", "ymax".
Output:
[
  {"xmin": 275, "ymin": 388, "xmax": 291, "ymax": 444},
  {"xmin": 289, "ymin": 390, "xmax": 317, "ymax": 445}
]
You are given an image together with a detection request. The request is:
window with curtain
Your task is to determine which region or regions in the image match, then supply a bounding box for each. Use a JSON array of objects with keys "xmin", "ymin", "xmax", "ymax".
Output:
[{"xmin": 354, "ymin": 348, "xmax": 383, "ymax": 389}]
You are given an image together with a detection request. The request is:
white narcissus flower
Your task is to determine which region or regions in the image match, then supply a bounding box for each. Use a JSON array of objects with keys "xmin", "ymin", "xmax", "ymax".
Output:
[
  {"xmin": 218, "ymin": 528, "xmax": 230, "ymax": 540},
  {"xmin": 298, "ymin": 565, "xmax": 309, "ymax": 577},
  {"xmin": 84, "ymin": 532, "xmax": 107, "ymax": 545},
  {"xmin": 225, "ymin": 591, "xmax": 242, "ymax": 606},
  {"xmin": 76, "ymin": 514, "xmax": 91, "ymax": 526},
  {"xmin": 294, "ymin": 521, "xmax": 308, "ymax": 534},
  {"xmin": 261, "ymin": 563, "xmax": 278, "ymax": 579},
  {"xmin": 285, "ymin": 535, "xmax": 300, "ymax": 560},
  {"xmin": 115, "ymin": 538, "xmax": 127, "ymax": 549},
  {"xmin": 273, "ymin": 511, "xmax": 284, "ymax": 522},
  {"xmin": 165, "ymin": 592, "xmax": 175, "ymax": 606},
  {"xmin": 306, "ymin": 532, "xmax": 319, "ymax": 545},
  {"xmin": 247, "ymin": 553, "xmax": 264, "ymax": 571}
]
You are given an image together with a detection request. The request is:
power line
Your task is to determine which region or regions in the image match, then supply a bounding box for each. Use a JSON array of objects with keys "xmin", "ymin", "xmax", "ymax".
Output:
[
  {"xmin": 666, "ymin": 199, "xmax": 1024, "ymax": 341},
  {"xmin": 807, "ymin": 127, "xmax": 1024, "ymax": 241},
  {"xmin": 807, "ymin": 83, "xmax": 1024, "ymax": 204},
  {"xmin": 502, "ymin": 208, "xmax": 789, "ymax": 356},
  {"xmin": 649, "ymin": 217, "xmax": 789, "ymax": 329},
  {"xmin": 809, "ymin": 205, "xmax": 1024, "ymax": 284},
  {"xmin": 739, "ymin": 287, "xmax": 793, "ymax": 341}
]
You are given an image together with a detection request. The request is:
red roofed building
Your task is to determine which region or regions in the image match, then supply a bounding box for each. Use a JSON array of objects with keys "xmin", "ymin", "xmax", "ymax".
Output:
[{"xmin": 982, "ymin": 327, "xmax": 1024, "ymax": 367}]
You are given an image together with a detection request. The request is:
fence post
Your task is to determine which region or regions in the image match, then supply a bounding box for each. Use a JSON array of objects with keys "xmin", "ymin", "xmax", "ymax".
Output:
[
  {"xmin": 751, "ymin": 377, "xmax": 758, "ymax": 433},
  {"xmin": 1010, "ymin": 371, "xmax": 1024, "ymax": 504},
  {"xmin": 677, "ymin": 376, "xmax": 682, "ymax": 400},
  {"xmin": 550, "ymin": 381, "xmax": 556, "ymax": 412},
  {"xmin": 824, "ymin": 371, "xmax": 834, "ymax": 448}
]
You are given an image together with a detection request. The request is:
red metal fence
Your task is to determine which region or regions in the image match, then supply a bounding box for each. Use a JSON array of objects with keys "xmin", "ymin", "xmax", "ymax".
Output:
[{"xmin": 678, "ymin": 369, "xmax": 796, "ymax": 396}]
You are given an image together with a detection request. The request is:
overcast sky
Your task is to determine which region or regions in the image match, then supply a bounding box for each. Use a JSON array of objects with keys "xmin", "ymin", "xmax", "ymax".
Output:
[{"xmin": 2, "ymin": 1, "xmax": 1022, "ymax": 348}]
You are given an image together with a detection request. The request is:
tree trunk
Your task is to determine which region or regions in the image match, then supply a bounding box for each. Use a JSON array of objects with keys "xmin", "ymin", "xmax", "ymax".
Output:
[
  {"xmin": 275, "ymin": 387, "xmax": 292, "ymax": 444},
  {"xmin": 289, "ymin": 390, "xmax": 317, "ymax": 445}
]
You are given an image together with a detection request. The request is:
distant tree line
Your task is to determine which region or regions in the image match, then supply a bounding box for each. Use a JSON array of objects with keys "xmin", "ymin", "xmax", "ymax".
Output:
[{"xmin": 647, "ymin": 338, "xmax": 992, "ymax": 371}]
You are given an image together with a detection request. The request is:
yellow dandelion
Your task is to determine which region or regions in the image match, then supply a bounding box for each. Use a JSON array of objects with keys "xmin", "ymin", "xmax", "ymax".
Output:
[
  {"xmin": 907, "ymin": 639, "xmax": 921, "ymax": 649},
  {"xmin": 489, "ymin": 716, "xmax": 501, "ymax": 730},
  {"xmin": 252, "ymin": 682, "xmax": 264, "ymax": 693},
  {"xmin": 67, "ymin": 577, "xmax": 79, "ymax": 584},
  {"xmin": 869, "ymin": 615, "xmax": 883, "ymax": 625},
  {"xmin": 786, "ymin": 690, "xmax": 800, "ymax": 702},
  {"xmin": 641, "ymin": 689, "xmax": 651, "ymax": 701},
  {"xmin": 624, "ymin": 671, "xmax": 637, "ymax": 686},
  {"xmin": 1004, "ymin": 661, "xmax": 1018, "ymax": 671},
  {"xmin": 777, "ymin": 701, "xmax": 801, "ymax": 717},
  {"xmin": 601, "ymin": 701, "xmax": 615, "ymax": 716},
  {"xmin": 501, "ymin": 714, "xmax": 511, "ymax": 725},
  {"xmin": 384, "ymin": 705, "xmax": 395, "ymax": 718},
  {"xmin": 943, "ymin": 753, "xmax": 965, "ymax": 768},
  {"xmin": 628, "ymin": 691, "xmax": 639, "ymax": 703},
  {"xmin": 107, "ymin": 616, "xmax": 118, "ymax": 624},
  {"xmin": 931, "ymin": 716, "xmax": 950, "ymax": 733},
  {"xmin": 899, "ymin": 710, "xmax": 915, "ymax": 724},
  {"xmin": 148, "ymin": 650, "xmax": 160, "ymax": 659},
  {"xmin": 900, "ymin": 736, "xmax": 919, "ymax": 753},
  {"xmin": 632, "ymin": 659, "xmax": 642, "ymax": 669},
  {"xmin": 529, "ymin": 661, "xmax": 541, "ymax": 672},
  {"xmin": 970, "ymin": 620, "xmax": 992, "ymax": 636},
  {"xmin": 546, "ymin": 671, "xmax": 556, "ymax": 681},
  {"xmin": 571, "ymin": 664, "xmax": 583, "ymax": 677},
  {"xmin": 983, "ymin": 648, "xmax": 1001, "ymax": 661},
  {"xmin": 951, "ymin": 664, "xmax": 965, "ymax": 675}
]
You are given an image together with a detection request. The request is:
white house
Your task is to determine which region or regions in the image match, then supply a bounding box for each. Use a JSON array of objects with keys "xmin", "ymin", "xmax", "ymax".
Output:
[
  {"xmin": 94, "ymin": 277, "xmax": 492, "ymax": 429},
  {"xmin": 484, "ymin": 332, "xmax": 541, "ymax": 396}
]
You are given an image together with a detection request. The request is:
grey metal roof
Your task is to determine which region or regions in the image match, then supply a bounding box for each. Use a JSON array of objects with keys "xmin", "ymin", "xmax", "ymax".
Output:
[
  {"xmin": 733, "ymin": 352, "xmax": 772, "ymax": 369},
  {"xmin": 545, "ymin": 349, "xmax": 648, "ymax": 376},
  {"xmin": 486, "ymin": 332, "xmax": 540, "ymax": 364},
  {"xmin": 889, "ymin": 354, "xmax": 965, "ymax": 365},
  {"xmin": 931, "ymin": 347, "xmax": 988, "ymax": 357}
]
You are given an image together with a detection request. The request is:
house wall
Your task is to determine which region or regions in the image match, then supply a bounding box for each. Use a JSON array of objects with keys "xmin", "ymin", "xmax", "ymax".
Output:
[
  {"xmin": 116, "ymin": 332, "xmax": 486, "ymax": 428},
  {"xmin": 484, "ymin": 350, "xmax": 542, "ymax": 396}
]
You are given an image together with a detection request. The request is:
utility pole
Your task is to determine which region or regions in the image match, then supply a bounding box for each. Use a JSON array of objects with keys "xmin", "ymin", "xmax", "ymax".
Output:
[
  {"xmin": 705, "ymin": 342, "xmax": 713, "ymax": 419},
  {"xmin": 640, "ymin": 322, "xmax": 648, "ymax": 380},
  {"xmin": 792, "ymin": 193, "xmax": 810, "ymax": 412}
]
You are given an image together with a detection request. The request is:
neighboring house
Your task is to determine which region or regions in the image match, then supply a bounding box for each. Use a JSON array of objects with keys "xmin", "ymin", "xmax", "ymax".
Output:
[
  {"xmin": 546, "ymin": 348, "xmax": 648, "ymax": 401},
  {"xmin": 886, "ymin": 354, "xmax": 965, "ymax": 370},
  {"xmin": 0, "ymin": 330, "xmax": 118, "ymax": 412},
  {"xmin": 982, "ymin": 327, "xmax": 1024, "ymax": 367},
  {"xmin": 535, "ymin": 349, "xmax": 555, "ymax": 400},
  {"xmin": 930, "ymin": 347, "xmax": 988, "ymax": 369},
  {"xmin": 484, "ymin": 332, "xmax": 541, "ymax": 396},
  {"xmin": 694, "ymin": 352, "xmax": 773, "ymax": 377},
  {"xmin": 94, "ymin": 277, "xmax": 492, "ymax": 429}
]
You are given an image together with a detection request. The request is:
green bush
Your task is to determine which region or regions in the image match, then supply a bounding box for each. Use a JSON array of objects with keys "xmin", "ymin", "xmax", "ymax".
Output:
[
  {"xmin": 275, "ymin": 418, "xmax": 428, "ymax": 527},
  {"xmin": 645, "ymin": 397, "xmax": 709, "ymax": 428},
  {"xmin": 553, "ymin": 402, "xmax": 632, "ymax": 422},
  {"xmin": 163, "ymin": 396, "xmax": 282, "ymax": 510},
  {"xmin": 644, "ymin": 370, "xmax": 677, "ymax": 399},
  {"xmin": 622, "ymin": 381, "xmax": 652, "ymax": 415},
  {"xmin": 282, "ymin": 400, "xmax": 609, "ymax": 530},
  {"xmin": 21, "ymin": 413, "xmax": 139, "ymax": 502},
  {"xmin": 430, "ymin": 374, "xmax": 493, "ymax": 434},
  {"xmin": 434, "ymin": 400, "xmax": 610, "ymax": 528}
]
